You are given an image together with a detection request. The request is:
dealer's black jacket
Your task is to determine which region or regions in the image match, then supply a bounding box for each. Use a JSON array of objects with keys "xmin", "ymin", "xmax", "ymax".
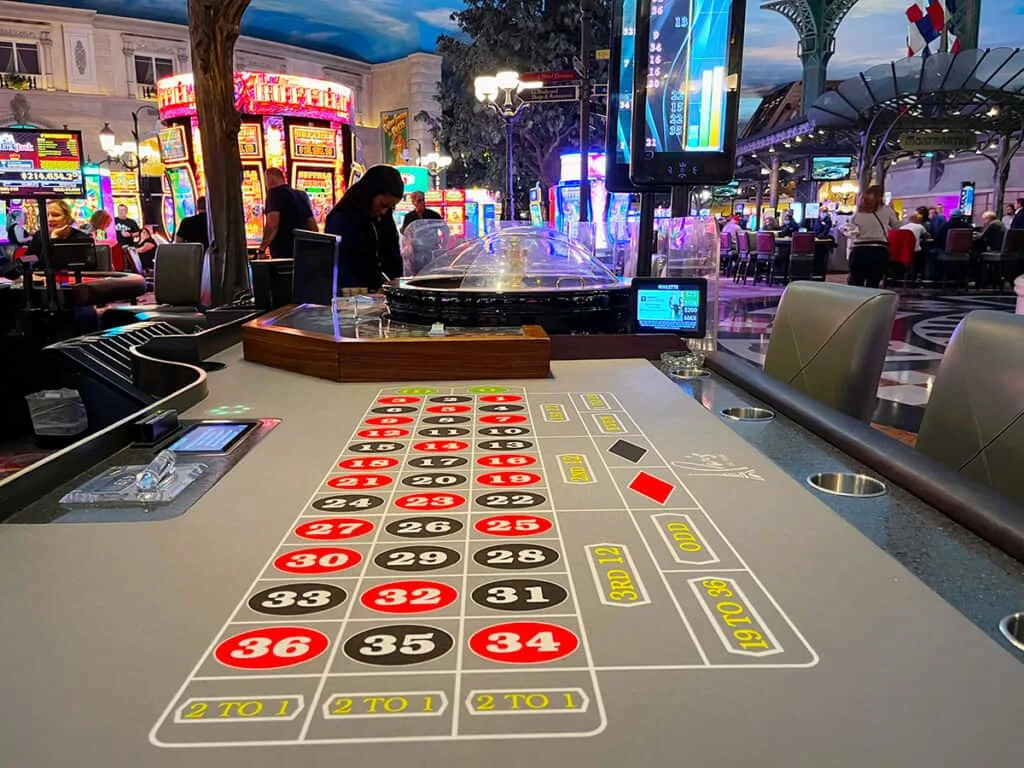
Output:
[{"xmin": 325, "ymin": 204, "xmax": 403, "ymax": 292}]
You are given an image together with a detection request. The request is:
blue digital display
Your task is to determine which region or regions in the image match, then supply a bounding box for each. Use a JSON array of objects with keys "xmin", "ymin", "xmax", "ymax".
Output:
[
  {"xmin": 632, "ymin": 278, "xmax": 708, "ymax": 337},
  {"xmin": 169, "ymin": 423, "xmax": 252, "ymax": 454}
]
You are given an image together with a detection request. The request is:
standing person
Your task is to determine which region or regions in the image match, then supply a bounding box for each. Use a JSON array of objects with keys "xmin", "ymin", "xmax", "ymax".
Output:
[
  {"xmin": 928, "ymin": 203, "xmax": 947, "ymax": 239},
  {"xmin": 1011, "ymin": 198, "xmax": 1024, "ymax": 230},
  {"xmin": 260, "ymin": 167, "xmax": 317, "ymax": 260},
  {"xmin": 114, "ymin": 204, "xmax": 141, "ymax": 248},
  {"xmin": 175, "ymin": 195, "xmax": 209, "ymax": 251},
  {"xmin": 400, "ymin": 191, "xmax": 443, "ymax": 234},
  {"xmin": 845, "ymin": 188, "xmax": 896, "ymax": 288},
  {"xmin": 6, "ymin": 209, "xmax": 31, "ymax": 247},
  {"xmin": 324, "ymin": 165, "xmax": 405, "ymax": 292},
  {"xmin": 1002, "ymin": 203, "xmax": 1016, "ymax": 230}
]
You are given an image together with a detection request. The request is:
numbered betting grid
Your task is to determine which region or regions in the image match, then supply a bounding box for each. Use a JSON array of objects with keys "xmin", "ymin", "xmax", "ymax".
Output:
[{"xmin": 151, "ymin": 385, "xmax": 818, "ymax": 749}]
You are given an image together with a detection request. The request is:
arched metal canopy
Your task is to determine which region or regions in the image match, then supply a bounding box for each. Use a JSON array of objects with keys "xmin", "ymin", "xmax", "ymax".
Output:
[{"xmin": 807, "ymin": 47, "xmax": 1024, "ymax": 134}]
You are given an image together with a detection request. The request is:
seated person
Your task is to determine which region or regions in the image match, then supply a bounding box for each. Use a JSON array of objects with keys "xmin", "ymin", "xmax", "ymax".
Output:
[
  {"xmin": 814, "ymin": 209, "xmax": 834, "ymax": 239},
  {"xmin": 899, "ymin": 210, "xmax": 930, "ymax": 282},
  {"xmin": 974, "ymin": 210, "xmax": 1005, "ymax": 254},
  {"xmin": 6, "ymin": 209, "xmax": 32, "ymax": 247},
  {"xmin": 779, "ymin": 211, "xmax": 800, "ymax": 237},
  {"xmin": 136, "ymin": 225, "xmax": 159, "ymax": 272},
  {"xmin": 25, "ymin": 200, "xmax": 93, "ymax": 267},
  {"xmin": 81, "ymin": 209, "xmax": 113, "ymax": 240},
  {"xmin": 721, "ymin": 215, "xmax": 743, "ymax": 238}
]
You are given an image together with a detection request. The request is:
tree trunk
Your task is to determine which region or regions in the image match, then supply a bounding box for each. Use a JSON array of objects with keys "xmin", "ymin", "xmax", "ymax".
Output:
[
  {"xmin": 993, "ymin": 135, "xmax": 1013, "ymax": 215},
  {"xmin": 187, "ymin": 0, "xmax": 252, "ymax": 305}
]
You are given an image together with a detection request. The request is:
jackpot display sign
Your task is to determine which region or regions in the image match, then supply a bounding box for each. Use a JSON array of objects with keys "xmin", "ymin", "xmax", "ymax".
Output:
[
  {"xmin": 605, "ymin": 0, "xmax": 640, "ymax": 192},
  {"xmin": 290, "ymin": 126, "xmax": 338, "ymax": 162},
  {"xmin": 158, "ymin": 126, "xmax": 189, "ymax": 164},
  {"xmin": 630, "ymin": 0, "xmax": 745, "ymax": 186},
  {"xmin": 238, "ymin": 123, "xmax": 264, "ymax": 160},
  {"xmin": 0, "ymin": 130, "xmax": 85, "ymax": 199}
]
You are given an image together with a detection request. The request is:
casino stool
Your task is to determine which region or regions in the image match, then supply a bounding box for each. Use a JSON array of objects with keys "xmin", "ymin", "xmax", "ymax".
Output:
[
  {"xmin": 886, "ymin": 229, "xmax": 915, "ymax": 288},
  {"xmin": 719, "ymin": 232, "xmax": 737, "ymax": 278},
  {"xmin": 100, "ymin": 243, "xmax": 210, "ymax": 331},
  {"xmin": 938, "ymin": 228, "xmax": 973, "ymax": 289},
  {"xmin": 753, "ymin": 232, "xmax": 782, "ymax": 285},
  {"xmin": 916, "ymin": 311, "xmax": 1024, "ymax": 507},
  {"xmin": 763, "ymin": 282, "xmax": 898, "ymax": 422},
  {"xmin": 734, "ymin": 231, "xmax": 754, "ymax": 284},
  {"xmin": 788, "ymin": 232, "xmax": 815, "ymax": 282},
  {"xmin": 981, "ymin": 229, "xmax": 1024, "ymax": 290}
]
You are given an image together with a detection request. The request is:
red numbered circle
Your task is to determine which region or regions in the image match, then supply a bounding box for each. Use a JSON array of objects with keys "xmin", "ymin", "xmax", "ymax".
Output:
[
  {"xmin": 427, "ymin": 405, "xmax": 472, "ymax": 415},
  {"xmin": 215, "ymin": 626, "xmax": 330, "ymax": 670},
  {"xmin": 360, "ymin": 580, "xmax": 459, "ymax": 614},
  {"xmin": 379, "ymin": 396, "xmax": 421, "ymax": 405},
  {"xmin": 477, "ymin": 454, "xmax": 537, "ymax": 468},
  {"xmin": 479, "ymin": 414, "xmax": 529, "ymax": 425},
  {"xmin": 478, "ymin": 472, "xmax": 542, "ymax": 487},
  {"xmin": 274, "ymin": 547, "xmax": 362, "ymax": 575},
  {"xmin": 469, "ymin": 621, "xmax": 579, "ymax": 664},
  {"xmin": 414, "ymin": 441, "xmax": 469, "ymax": 453},
  {"xmin": 475, "ymin": 515, "xmax": 552, "ymax": 537},
  {"xmin": 395, "ymin": 493, "xmax": 466, "ymax": 511},
  {"xmin": 294, "ymin": 518, "xmax": 374, "ymax": 541},
  {"xmin": 364, "ymin": 416, "xmax": 415, "ymax": 427},
  {"xmin": 327, "ymin": 475, "xmax": 393, "ymax": 491},
  {"xmin": 480, "ymin": 395, "xmax": 524, "ymax": 404},
  {"xmin": 338, "ymin": 457, "xmax": 400, "ymax": 471},
  {"xmin": 358, "ymin": 428, "xmax": 410, "ymax": 439}
]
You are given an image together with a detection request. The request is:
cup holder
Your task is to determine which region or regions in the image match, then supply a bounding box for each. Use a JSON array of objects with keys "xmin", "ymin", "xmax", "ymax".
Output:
[
  {"xmin": 721, "ymin": 406, "xmax": 775, "ymax": 422},
  {"xmin": 669, "ymin": 368, "xmax": 711, "ymax": 380},
  {"xmin": 998, "ymin": 613, "xmax": 1024, "ymax": 652},
  {"xmin": 807, "ymin": 473, "xmax": 888, "ymax": 498}
]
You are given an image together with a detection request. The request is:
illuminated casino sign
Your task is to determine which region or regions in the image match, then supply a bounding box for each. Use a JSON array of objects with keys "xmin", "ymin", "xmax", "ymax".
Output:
[{"xmin": 158, "ymin": 72, "xmax": 354, "ymax": 125}]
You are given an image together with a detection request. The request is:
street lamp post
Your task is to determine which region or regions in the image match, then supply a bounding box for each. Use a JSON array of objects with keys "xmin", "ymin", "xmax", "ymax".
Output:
[
  {"xmin": 474, "ymin": 71, "xmax": 538, "ymax": 220},
  {"xmin": 418, "ymin": 147, "xmax": 453, "ymax": 190},
  {"xmin": 99, "ymin": 103, "xmax": 160, "ymax": 219}
]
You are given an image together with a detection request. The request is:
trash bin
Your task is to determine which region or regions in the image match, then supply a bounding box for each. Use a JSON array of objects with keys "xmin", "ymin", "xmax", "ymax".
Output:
[
  {"xmin": 1016, "ymin": 275, "xmax": 1024, "ymax": 315},
  {"xmin": 25, "ymin": 389, "xmax": 88, "ymax": 439}
]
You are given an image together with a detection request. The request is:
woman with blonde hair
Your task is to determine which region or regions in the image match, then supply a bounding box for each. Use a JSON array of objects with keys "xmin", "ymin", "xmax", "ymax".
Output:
[
  {"xmin": 844, "ymin": 186, "xmax": 900, "ymax": 288},
  {"xmin": 24, "ymin": 199, "xmax": 92, "ymax": 265}
]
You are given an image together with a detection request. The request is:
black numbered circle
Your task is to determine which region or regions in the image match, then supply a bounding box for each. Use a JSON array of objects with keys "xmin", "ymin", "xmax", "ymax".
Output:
[
  {"xmin": 478, "ymin": 440, "xmax": 535, "ymax": 452},
  {"xmin": 429, "ymin": 396, "xmax": 474, "ymax": 404},
  {"xmin": 474, "ymin": 544, "xmax": 560, "ymax": 570},
  {"xmin": 248, "ymin": 583, "xmax": 347, "ymax": 616},
  {"xmin": 372, "ymin": 406, "xmax": 418, "ymax": 415},
  {"xmin": 479, "ymin": 427, "xmax": 532, "ymax": 437},
  {"xmin": 418, "ymin": 427, "xmax": 471, "ymax": 438},
  {"xmin": 477, "ymin": 492, "xmax": 547, "ymax": 509},
  {"xmin": 343, "ymin": 624, "xmax": 454, "ymax": 666},
  {"xmin": 423, "ymin": 415, "xmax": 472, "ymax": 425},
  {"xmin": 312, "ymin": 494, "xmax": 386, "ymax": 512},
  {"xmin": 402, "ymin": 473, "xmax": 467, "ymax": 488},
  {"xmin": 375, "ymin": 546, "xmax": 461, "ymax": 572},
  {"xmin": 349, "ymin": 442, "xmax": 404, "ymax": 454},
  {"xmin": 385, "ymin": 517, "xmax": 464, "ymax": 539},
  {"xmin": 407, "ymin": 455, "xmax": 469, "ymax": 470},
  {"xmin": 479, "ymin": 404, "xmax": 526, "ymax": 413},
  {"xmin": 471, "ymin": 579, "xmax": 568, "ymax": 612}
]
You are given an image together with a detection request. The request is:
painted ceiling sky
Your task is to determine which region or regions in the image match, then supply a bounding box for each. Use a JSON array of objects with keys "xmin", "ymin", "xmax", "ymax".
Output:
[{"xmin": 16, "ymin": 0, "xmax": 1024, "ymax": 121}]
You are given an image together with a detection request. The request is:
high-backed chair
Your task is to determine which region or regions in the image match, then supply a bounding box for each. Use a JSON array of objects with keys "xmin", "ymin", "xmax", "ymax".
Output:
[
  {"xmin": 917, "ymin": 311, "xmax": 1024, "ymax": 506},
  {"xmin": 763, "ymin": 282, "xmax": 898, "ymax": 421},
  {"xmin": 719, "ymin": 232, "xmax": 736, "ymax": 278},
  {"xmin": 886, "ymin": 229, "xmax": 915, "ymax": 287},
  {"xmin": 100, "ymin": 243, "xmax": 208, "ymax": 330},
  {"xmin": 788, "ymin": 232, "xmax": 815, "ymax": 281},
  {"xmin": 938, "ymin": 228, "xmax": 973, "ymax": 288},
  {"xmin": 981, "ymin": 228, "xmax": 1024, "ymax": 290},
  {"xmin": 734, "ymin": 230, "xmax": 753, "ymax": 283},
  {"xmin": 753, "ymin": 231, "xmax": 777, "ymax": 284}
]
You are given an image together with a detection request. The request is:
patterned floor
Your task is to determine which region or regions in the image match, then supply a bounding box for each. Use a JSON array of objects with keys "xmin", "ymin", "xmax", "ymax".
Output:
[{"xmin": 716, "ymin": 286, "xmax": 1018, "ymax": 431}]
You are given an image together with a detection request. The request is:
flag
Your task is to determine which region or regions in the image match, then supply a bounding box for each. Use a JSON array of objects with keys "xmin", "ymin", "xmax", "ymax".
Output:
[
  {"xmin": 926, "ymin": 0, "xmax": 946, "ymax": 33},
  {"xmin": 906, "ymin": 2, "xmax": 940, "ymax": 56}
]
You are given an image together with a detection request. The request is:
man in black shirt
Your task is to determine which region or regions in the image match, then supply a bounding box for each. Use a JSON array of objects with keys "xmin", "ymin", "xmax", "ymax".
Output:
[
  {"xmin": 260, "ymin": 167, "xmax": 317, "ymax": 259},
  {"xmin": 114, "ymin": 204, "xmax": 141, "ymax": 247},
  {"xmin": 174, "ymin": 195, "xmax": 210, "ymax": 251},
  {"xmin": 400, "ymin": 191, "xmax": 443, "ymax": 234}
]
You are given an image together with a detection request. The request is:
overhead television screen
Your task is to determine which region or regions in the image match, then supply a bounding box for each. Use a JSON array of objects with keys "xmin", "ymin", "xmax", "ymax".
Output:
[
  {"xmin": 630, "ymin": 0, "xmax": 746, "ymax": 187},
  {"xmin": 810, "ymin": 156, "xmax": 853, "ymax": 181},
  {"xmin": 0, "ymin": 129, "xmax": 85, "ymax": 199},
  {"xmin": 605, "ymin": 0, "xmax": 639, "ymax": 192}
]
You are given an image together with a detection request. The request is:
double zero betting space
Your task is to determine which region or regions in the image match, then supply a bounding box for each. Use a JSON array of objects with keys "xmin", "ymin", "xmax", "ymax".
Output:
[{"xmin": 151, "ymin": 386, "xmax": 817, "ymax": 748}]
